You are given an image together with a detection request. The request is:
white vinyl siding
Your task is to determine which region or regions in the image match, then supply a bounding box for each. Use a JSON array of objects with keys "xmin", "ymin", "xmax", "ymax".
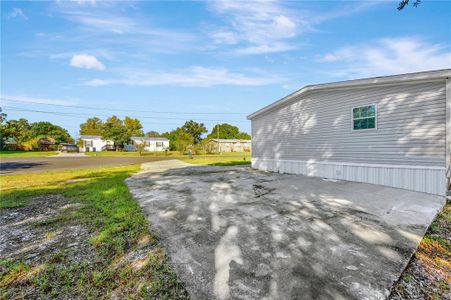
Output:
[{"xmin": 251, "ymin": 81, "xmax": 446, "ymax": 167}]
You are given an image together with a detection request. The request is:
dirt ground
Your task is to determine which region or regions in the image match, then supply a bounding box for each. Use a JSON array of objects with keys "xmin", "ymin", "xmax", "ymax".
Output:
[{"xmin": 0, "ymin": 195, "xmax": 160, "ymax": 299}]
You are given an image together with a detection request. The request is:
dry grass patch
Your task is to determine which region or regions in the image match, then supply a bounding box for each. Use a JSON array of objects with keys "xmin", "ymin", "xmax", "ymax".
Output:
[
  {"xmin": 390, "ymin": 201, "xmax": 450, "ymax": 300},
  {"xmin": 0, "ymin": 166, "xmax": 188, "ymax": 299}
]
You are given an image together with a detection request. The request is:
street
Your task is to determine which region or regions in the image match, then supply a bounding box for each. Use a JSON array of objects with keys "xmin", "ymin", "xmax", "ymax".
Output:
[{"xmin": 0, "ymin": 156, "xmax": 173, "ymax": 174}]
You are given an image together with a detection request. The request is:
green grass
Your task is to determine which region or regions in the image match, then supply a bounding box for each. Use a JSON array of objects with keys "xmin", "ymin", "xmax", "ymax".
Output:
[
  {"xmin": 391, "ymin": 201, "xmax": 450, "ymax": 299},
  {"xmin": 85, "ymin": 151, "xmax": 251, "ymax": 158},
  {"xmin": 0, "ymin": 166, "xmax": 188, "ymax": 299},
  {"xmin": 181, "ymin": 153, "xmax": 251, "ymax": 166},
  {"xmin": 0, "ymin": 151, "xmax": 58, "ymax": 157}
]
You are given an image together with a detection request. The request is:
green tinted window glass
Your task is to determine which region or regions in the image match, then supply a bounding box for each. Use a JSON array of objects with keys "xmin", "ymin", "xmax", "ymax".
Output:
[{"xmin": 353, "ymin": 105, "xmax": 376, "ymax": 130}]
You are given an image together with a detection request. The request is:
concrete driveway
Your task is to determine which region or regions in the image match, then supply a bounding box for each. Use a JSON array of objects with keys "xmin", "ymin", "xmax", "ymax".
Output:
[{"xmin": 126, "ymin": 160, "xmax": 445, "ymax": 300}]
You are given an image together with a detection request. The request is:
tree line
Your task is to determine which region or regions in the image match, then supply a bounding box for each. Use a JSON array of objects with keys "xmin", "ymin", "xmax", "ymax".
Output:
[
  {"xmin": 0, "ymin": 108, "xmax": 250, "ymax": 152},
  {"xmin": 79, "ymin": 116, "xmax": 250, "ymax": 152},
  {"xmin": 0, "ymin": 109, "xmax": 73, "ymax": 150}
]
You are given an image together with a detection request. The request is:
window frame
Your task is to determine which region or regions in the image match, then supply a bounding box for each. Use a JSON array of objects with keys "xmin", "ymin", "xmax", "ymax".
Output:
[
  {"xmin": 85, "ymin": 140, "xmax": 93, "ymax": 147},
  {"xmin": 351, "ymin": 104, "xmax": 378, "ymax": 131}
]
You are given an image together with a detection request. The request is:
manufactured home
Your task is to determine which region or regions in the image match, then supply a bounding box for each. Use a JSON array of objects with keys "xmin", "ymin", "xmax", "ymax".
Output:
[
  {"xmin": 79, "ymin": 135, "xmax": 114, "ymax": 152},
  {"xmin": 205, "ymin": 139, "xmax": 251, "ymax": 153},
  {"xmin": 124, "ymin": 137, "xmax": 169, "ymax": 152},
  {"xmin": 247, "ymin": 69, "xmax": 451, "ymax": 196}
]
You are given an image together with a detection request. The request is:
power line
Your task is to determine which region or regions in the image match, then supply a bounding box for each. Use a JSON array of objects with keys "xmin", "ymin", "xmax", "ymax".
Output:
[
  {"xmin": 2, "ymin": 106, "xmax": 249, "ymax": 123},
  {"xmin": 1, "ymin": 97, "xmax": 250, "ymax": 115},
  {"xmin": 3, "ymin": 107, "xmax": 192, "ymax": 126}
]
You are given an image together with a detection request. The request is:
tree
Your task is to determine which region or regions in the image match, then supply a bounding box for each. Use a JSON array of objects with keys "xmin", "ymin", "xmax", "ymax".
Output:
[
  {"xmin": 124, "ymin": 116, "xmax": 144, "ymax": 137},
  {"xmin": 207, "ymin": 123, "xmax": 239, "ymax": 139},
  {"xmin": 0, "ymin": 108, "xmax": 6, "ymax": 125},
  {"xmin": 146, "ymin": 131, "xmax": 160, "ymax": 137},
  {"xmin": 30, "ymin": 121, "xmax": 73, "ymax": 144},
  {"xmin": 101, "ymin": 116, "xmax": 129, "ymax": 150},
  {"xmin": 2, "ymin": 118, "xmax": 32, "ymax": 144},
  {"xmin": 161, "ymin": 127, "xmax": 194, "ymax": 152},
  {"xmin": 398, "ymin": 0, "xmax": 421, "ymax": 10},
  {"xmin": 135, "ymin": 142, "xmax": 146, "ymax": 156},
  {"xmin": 181, "ymin": 120, "xmax": 207, "ymax": 144},
  {"xmin": 207, "ymin": 123, "xmax": 251, "ymax": 140},
  {"xmin": 0, "ymin": 108, "xmax": 7, "ymax": 149},
  {"xmin": 236, "ymin": 132, "xmax": 251, "ymax": 140},
  {"xmin": 79, "ymin": 117, "xmax": 103, "ymax": 135}
]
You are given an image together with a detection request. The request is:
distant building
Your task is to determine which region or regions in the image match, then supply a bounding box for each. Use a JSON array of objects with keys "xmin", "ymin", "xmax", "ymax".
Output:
[
  {"xmin": 206, "ymin": 139, "xmax": 251, "ymax": 153},
  {"xmin": 79, "ymin": 135, "xmax": 114, "ymax": 152},
  {"xmin": 3, "ymin": 137, "xmax": 18, "ymax": 150},
  {"xmin": 124, "ymin": 137, "xmax": 169, "ymax": 152},
  {"xmin": 37, "ymin": 138, "xmax": 55, "ymax": 151}
]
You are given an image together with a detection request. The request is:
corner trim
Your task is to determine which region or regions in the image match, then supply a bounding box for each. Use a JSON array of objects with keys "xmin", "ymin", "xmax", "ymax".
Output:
[{"xmin": 446, "ymin": 79, "xmax": 451, "ymax": 187}]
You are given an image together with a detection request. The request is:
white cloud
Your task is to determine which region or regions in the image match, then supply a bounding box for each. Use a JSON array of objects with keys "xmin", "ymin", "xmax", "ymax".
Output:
[
  {"xmin": 56, "ymin": 0, "xmax": 96, "ymax": 5},
  {"xmin": 69, "ymin": 54, "xmax": 105, "ymax": 70},
  {"xmin": 208, "ymin": 0, "xmax": 299, "ymax": 55},
  {"xmin": 74, "ymin": 0, "xmax": 96, "ymax": 5},
  {"xmin": 235, "ymin": 43, "xmax": 296, "ymax": 55},
  {"xmin": 0, "ymin": 94, "xmax": 77, "ymax": 106},
  {"xmin": 208, "ymin": 1, "xmax": 378, "ymax": 55},
  {"xmin": 84, "ymin": 66, "xmax": 282, "ymax": 87},
  {"xmin": 317, "ymin": 38, "xmax": 451, "ymax": 77},
  {"xmin": 8, "ymin": 8, "xmax": 27, "ymax": 19},
  {"xmin": 54, "ymin": 8, "xmax": 196, "ymax": 53},
  {"xmin": 211, "ymin": 31, "xmax": 239, "ymax": 45},
  {"xmin": 63, "ymin": 11, "xmax": 134, "ymax": 35}
]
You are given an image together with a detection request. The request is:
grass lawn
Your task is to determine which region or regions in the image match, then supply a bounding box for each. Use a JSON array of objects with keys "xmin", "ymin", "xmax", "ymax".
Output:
[
  {"xmin": 85, "ymin": 151, "xmax": 251, "ymax": 158},
  {"xmin": 0, "ymin": 151, "xmax": 58, "ymax": 157},
  {"xmin": 390, "ymin": 200, "xmax": 450, "ymax": 299},
  {"xmin": 0, "ymin": 166, "xmax": 188, "ymax": 299},
  {"xmin": 181, "ymin": 153, "xmax": 251, "ymax": 166},
  {"xmin": 85, "ymin": 151, "xmax": 182, "ymax": 157}
]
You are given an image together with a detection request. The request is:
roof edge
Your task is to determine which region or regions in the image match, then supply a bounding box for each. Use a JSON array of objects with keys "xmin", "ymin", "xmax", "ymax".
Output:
[{"xmin": 247, "ymin": 69, "xmax": 451, "ymax": 120}]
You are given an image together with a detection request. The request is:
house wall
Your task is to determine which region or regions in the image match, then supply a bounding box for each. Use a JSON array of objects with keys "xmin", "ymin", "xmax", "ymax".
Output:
[
  {"xmin": 81, "ymin": 138, "xmax": 112, "ymax": 152},
  {"xmin": 215, "ymin": 141, "xmax": 251, "ymax": 152},
  {"xmin": 251, "ymin": 81, "xmax": 447, "ymax": 195},
  {"xmin": 144, "ymin": 140, "xmax": 169, "ymax": 152},
  {"xmin": 126, "ymin": 140, "xmax": 169, "ymax": 152}
]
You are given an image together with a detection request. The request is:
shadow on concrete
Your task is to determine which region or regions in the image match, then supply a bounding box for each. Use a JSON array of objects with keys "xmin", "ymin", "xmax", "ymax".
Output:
[{"xmin": 126, "ymin": 164, "xmax": 445, "ymax": 300}]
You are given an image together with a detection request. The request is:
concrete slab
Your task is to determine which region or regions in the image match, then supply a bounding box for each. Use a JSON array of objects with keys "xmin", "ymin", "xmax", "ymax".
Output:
[
  {"xmin": 50, "ymin": 152, "xmax": 87, "ymax": 157},
  {"xmin": 126, "ymin": 160, "xmax": 445, "ymax": 300}
]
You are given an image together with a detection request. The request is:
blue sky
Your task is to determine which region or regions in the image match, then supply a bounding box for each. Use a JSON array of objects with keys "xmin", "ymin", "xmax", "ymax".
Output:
[{"xmin": 1, "ymin": 0, "xmax": 450, "ymax": 138}]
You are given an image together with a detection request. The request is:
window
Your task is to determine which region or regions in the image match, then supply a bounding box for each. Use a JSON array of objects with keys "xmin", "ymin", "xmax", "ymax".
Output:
[
  {"xmin": 156, "ymin": 142, "xmax": 163, "ymax": 147},
  {"xmin": 85, "ymin": 140, "xmax": 93, "ymax": 147},
  {"xmin": 352, "ymin": 105, "xmax": 376, "ymax": 130}
]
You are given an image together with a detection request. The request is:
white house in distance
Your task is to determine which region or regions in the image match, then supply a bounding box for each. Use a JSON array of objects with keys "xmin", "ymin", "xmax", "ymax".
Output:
[
  {"xmin": 124, "ymin": 137, "xmax": 169, "ymax": 152},
  {"xmin": 79, "ymin": 135, "xmax": 114, "ymax": 152},
  {"xmin": 248, "ymin": 69, "xmax": 451, "ymax": 196},
  {"xmin": 206, "ymin": 139, "xmax": 251, "ymax": 153}
]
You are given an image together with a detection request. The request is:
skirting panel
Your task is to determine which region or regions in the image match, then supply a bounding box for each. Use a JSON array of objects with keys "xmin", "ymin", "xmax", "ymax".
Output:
[{"xmin": 252, "ymin": 158, "xmax": 446, "ymax": 196}]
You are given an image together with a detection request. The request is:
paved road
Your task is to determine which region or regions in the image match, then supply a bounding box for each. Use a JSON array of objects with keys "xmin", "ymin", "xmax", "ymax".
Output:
[
  {"xmin": 126, "ymin": 160, "xmax": 445, "ymax": 300},
  {"xmin": 0, "ymin": 156, "xmax": 176, "ymax": 174}
]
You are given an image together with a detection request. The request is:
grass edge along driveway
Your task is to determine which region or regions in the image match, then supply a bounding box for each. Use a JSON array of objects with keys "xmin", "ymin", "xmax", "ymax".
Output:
[
  {"xmin": 0, "ymin": 165, "xmax": 189, "ymax": 299},
  {"xmin": 0, "ymin": 151, "xmax": 58, "ymax": 158}
]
